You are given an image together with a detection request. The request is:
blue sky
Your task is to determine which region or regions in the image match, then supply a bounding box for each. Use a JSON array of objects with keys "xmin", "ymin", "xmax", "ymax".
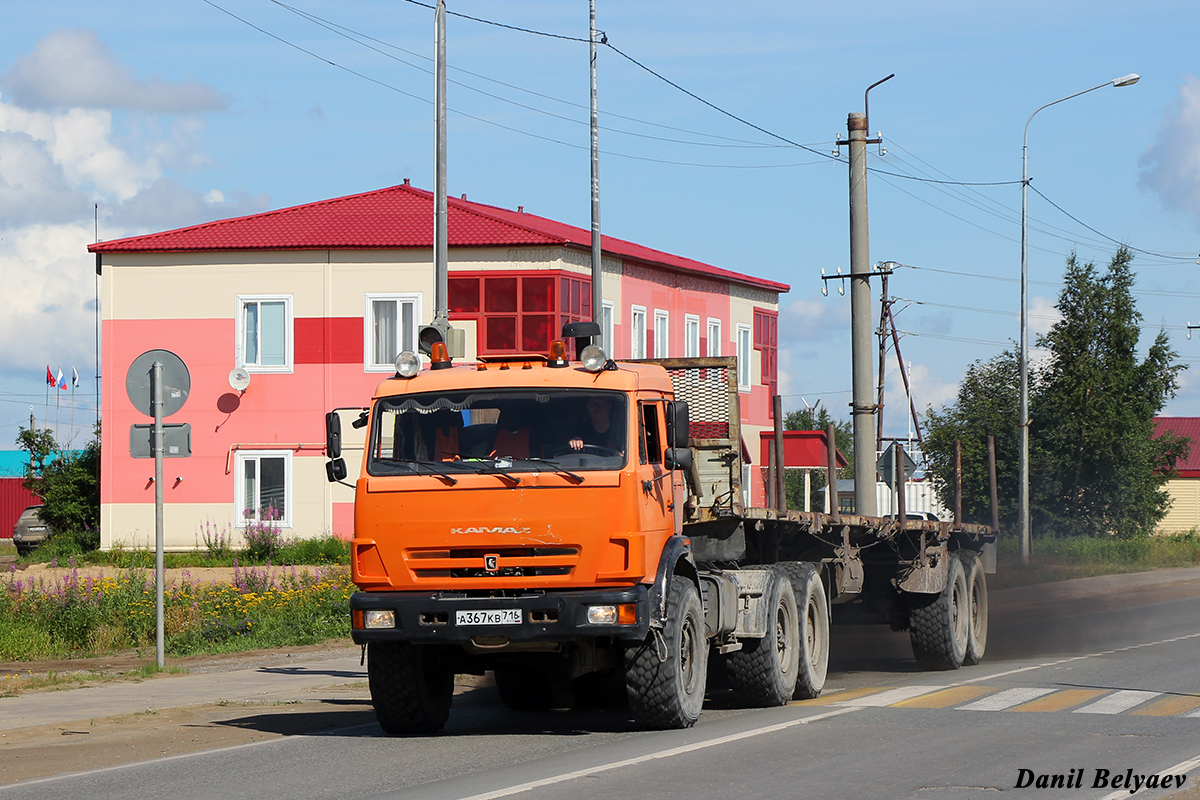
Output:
[{"xmin": 1, "ymin": 0, "xmax": 1198, "ymax": 448}]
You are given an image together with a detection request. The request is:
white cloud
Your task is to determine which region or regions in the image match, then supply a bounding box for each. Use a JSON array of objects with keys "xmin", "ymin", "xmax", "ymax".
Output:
[
  {"xmin": 1028, "ymin": 294, "xmax": 1062, "ymax": 338},
  {"xmin": 0, "ymin": 30, "xmax": 227, "ymax": 114},
  {"xmin": 883, "ymin": 361, "xmax": 958, "ymax": 438},
  {"xmin": 1138, "ymin": 75, "xmax": 1200, "ymax": 225}
]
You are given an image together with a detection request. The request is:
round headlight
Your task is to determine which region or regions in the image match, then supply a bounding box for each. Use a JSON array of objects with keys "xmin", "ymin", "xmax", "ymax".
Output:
[
  {"xmin": 394, "ymin": 350, "xmax": 421, "ymax": 378},
  {"xmin": 580, "ymin": 344, "xmax": 607, "ymax": 373}
]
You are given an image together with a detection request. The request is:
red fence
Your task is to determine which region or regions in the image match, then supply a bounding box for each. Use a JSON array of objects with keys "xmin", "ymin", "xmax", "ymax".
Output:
[{"xmin": 0, "ymin": 478, "xmax": 39, "ymax": 539}]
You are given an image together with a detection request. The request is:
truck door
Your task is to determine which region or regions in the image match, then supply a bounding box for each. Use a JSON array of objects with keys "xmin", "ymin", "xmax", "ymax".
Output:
[{"xmin": 637, "ymin": 399, "xmax": 675, "ymax": 537}]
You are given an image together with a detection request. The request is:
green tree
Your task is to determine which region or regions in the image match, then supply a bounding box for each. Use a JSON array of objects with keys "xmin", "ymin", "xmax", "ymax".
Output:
[
  {"xmin": 16, "ymin": 423, "xmax": 101, "ymax": 548},
  {"xmin": 923, "ymin": 350, "xmax": 1022, "ymax": 528},
  {"xmin": 782, "ymin": 404, "xmax": 852, "ymax": 511},
  {"xmin": 923, "ymin": 247, "xmax": 1187, "ymax": 538},
  {"xmin": 1031, "ymin": 248, "xmax": 1186, "ymax": 537}
]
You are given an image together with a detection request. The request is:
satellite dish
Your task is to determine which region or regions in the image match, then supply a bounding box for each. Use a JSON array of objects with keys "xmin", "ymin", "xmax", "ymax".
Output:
[{"xmin": 228, "ymin": 368, "xmax": 251, "ymax": 393}]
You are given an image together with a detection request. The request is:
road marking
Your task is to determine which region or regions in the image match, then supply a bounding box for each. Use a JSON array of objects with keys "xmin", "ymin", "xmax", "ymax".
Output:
[
  {"xmin": 1074, "ymin": 690, "xmax": 1160, "ymax": 715},
  {"xmin": 450, "ymin": 706, "xmax": 862, "ymax": 800},
  {"xmin": 1010, "ymin": 689, "xmax": 1106, "ymax": 713},
  {"xmin": 793, "ymin": 686, "xmax": 894, "ymax": 706},
  {"xmin": 889, "ymin": 685, "xmax": 995, "ymax": 709},
  {"xmin": 833, "ymin": 686, "xmax": 945, "ymax": 707},
  {"xmin": 959, "ymin": 687, "xmax": 1056, "ymax": 711},
  {"xmin": 1131, "ymin": 695, "xmax": 1200, "ymax": 717},
  {"xmin": 1095, "ymin": 753, "xmax": 1200, "ymax": 800}
]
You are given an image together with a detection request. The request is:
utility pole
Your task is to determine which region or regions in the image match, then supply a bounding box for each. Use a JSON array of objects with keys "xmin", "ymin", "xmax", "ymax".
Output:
[
  {"xmin": 589, "ymin": 0, "xmax": 603, "ymax": 340},
  {"xmin": 876, "ymin": 268, "xmax": 891, "ymax": 447},
  {"xmin": 433, "ymin": 0, "xmax": 449, "ymax": 331}
]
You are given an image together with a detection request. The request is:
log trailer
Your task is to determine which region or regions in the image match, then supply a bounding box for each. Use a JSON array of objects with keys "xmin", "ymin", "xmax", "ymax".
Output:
[{"xmin": 324, "ymin": 325, "xmax": 996, "ymax": 734}]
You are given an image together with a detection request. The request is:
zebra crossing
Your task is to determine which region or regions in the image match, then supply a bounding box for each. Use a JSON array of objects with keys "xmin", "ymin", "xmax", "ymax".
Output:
[{"xmin": 796, "ymin": 684, "xmax": 1200, "ymax": 718}]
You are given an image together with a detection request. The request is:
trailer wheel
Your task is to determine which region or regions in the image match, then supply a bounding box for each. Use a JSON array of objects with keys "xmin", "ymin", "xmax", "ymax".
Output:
[
  {"xmin": 960, "ymin": 551, "xmax": 989, "ymax": 666},
  {"xmin": 908, "ymin": 552, "xmax": 969, "ymax": 670},
  {"xmin": 727, "ymin": 567, "xmax": 800, "ymax": 707},
  {"xmin": 368, "ymin": 641, "xmax": 454, "ymax": 735},
  {"xmin": 625, "ymin": 579, "xmax": 708, "ymax": 729},
  {"xmin": 779, "ymin": 562, "xmax": 829, "ymax": 699}
]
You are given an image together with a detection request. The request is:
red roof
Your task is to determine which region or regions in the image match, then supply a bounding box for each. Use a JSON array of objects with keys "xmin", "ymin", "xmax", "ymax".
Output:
[
  {"xmin": 89, "ymin": 182, "xmax": 789, "ymax": 293},
  {"xmin": 1154, "ymin": 417, "xmax": 1200, "ymax": 475}
]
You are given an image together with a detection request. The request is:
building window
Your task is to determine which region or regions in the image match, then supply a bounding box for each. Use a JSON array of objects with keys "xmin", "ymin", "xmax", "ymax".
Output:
[
  {"xmin": 707, "ymin": 318, "xmax": 722, "ymax": 357},
  {"xmin": 601, "ymin": 301, "xmax": 614, "ymax": 353},
  {"xmin": 448, "ymin": 272, "xmax": 589, "ymax": 355},
  {"xmin": 684, "ymin": 315, "xmax": 700, "ymax": 358},
  {"xmin": 654, "ymin": 310, "xmax": 669, "ymax": 358},
  {"xmin": 754, "ymin": 307, "xmax": 779, "ymax": 399},
  {"xmin": 365, "ymin": 294, "xmax": 420, "ymax": 371},
  {"xmin": 237, "ymin": 296, "xmax": 292, "ymax": 372},
  {"xmin": 736, "ymin": 324, "xmax": 752, "ymax": 391},
  {"xmin": 631, "ymin": 306, "xmax": 647, "ymax": 359},
  {"xmin": 235, "ymin": 450, "xmax": 292, "ymax": 527}
]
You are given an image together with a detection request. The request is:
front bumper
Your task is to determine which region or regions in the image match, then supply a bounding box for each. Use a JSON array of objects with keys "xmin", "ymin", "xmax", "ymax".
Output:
[{"xmin": 349, "ymin": 585, "xmax": 649, "ymax": 645}]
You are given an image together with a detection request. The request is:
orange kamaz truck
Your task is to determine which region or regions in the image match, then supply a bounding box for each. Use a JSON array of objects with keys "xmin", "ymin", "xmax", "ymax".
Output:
[{"xmin": 324, "ymin": 324, "xmax": 996, "ymax": 734}]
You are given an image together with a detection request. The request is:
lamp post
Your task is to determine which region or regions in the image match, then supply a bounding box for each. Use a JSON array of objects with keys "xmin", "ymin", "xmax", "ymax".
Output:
[{"xmin": 1019, "ymin": 73, "xmax": 1139, "ymax": 563}]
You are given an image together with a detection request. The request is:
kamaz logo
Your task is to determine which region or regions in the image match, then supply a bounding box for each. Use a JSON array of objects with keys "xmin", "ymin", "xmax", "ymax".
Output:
[{"xmin": 450, "ymin": 526, "xmax": 531, "ymax": 535}]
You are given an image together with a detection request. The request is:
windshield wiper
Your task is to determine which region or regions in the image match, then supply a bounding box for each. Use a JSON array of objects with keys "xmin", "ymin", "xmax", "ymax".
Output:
[
  {"xmin": 505, "ymin": 457, "xmax": 584, "ymax": 484},
  {"xmin": 376, "ymin": 458, "xmax": 459, "ymax": 485},
  {"xmin": 455, "ymin": 458, "xmax": 521, "ymax": 487}
]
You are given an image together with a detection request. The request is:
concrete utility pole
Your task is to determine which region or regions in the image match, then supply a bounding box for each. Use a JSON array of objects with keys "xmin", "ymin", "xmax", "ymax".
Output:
[
  {"xmin": 589, "ymin": 0, "xmax": 604, "ymax": 339},
  {"xmin": 433, "ymin": 0, "xmax": 449, "ymax": 328},
  {"xmin": 847, "ymin": 111, "xmax": 877, "ymax": 516}
]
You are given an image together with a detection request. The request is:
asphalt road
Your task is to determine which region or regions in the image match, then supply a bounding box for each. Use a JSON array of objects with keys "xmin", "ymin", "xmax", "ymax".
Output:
[{"xmin": 3, "ymin": 568, "xmax": 1200, "ymax": 800}]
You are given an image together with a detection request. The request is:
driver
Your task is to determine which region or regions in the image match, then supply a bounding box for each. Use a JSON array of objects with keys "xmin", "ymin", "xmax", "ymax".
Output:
[{"xmin": 568, "ymin": 395, "xmax": 623, "ymax": 453}]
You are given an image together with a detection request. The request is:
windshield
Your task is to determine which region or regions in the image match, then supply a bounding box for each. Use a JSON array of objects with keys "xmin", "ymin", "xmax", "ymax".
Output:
[{"xmin": 367, "ymin": 388, "xmax": 628, "ymax": 477}]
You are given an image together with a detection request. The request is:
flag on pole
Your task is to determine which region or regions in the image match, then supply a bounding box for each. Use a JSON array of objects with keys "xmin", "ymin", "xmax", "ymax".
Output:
[
  {"xmin": 57, "ymin": 368, "xmax": 66, "ymax": 390},
  {"xmin": 72, "ymin": 366, "xmax": 79, "ymax": 389},
  {"xmin": 46, "ymin": 366, "xmax": 55, "ymax": 387}
]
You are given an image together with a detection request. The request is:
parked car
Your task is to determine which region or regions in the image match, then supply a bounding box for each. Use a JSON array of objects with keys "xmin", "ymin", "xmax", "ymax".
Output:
[{"xmin": 12, "ymin": 505, "xmax": 51, "ymax": 554}]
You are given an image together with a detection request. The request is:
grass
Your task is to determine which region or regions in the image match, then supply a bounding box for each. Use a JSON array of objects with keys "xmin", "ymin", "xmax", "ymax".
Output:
[
  {"xmin": 0, "ymin": 563, "xmax": 354, "ymax": 663},
  {"xmin": 13, "ymin": 531, "xmax": 351, "ymax": 569},
  {"xmin": 990, "ymin": 531, "xmax": 1200, "ymax": 590}
]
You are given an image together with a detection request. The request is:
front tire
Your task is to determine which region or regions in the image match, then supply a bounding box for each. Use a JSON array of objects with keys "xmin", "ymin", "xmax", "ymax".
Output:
[
  {"xmin": 727, "ymin": 567, "xmax": 801, "ymax": 707},
  {"xmin": 368, "ymin": 641, "xmax": 454, "ymax": 735},
  {"xmin": 625, "ymin": 579, "xmax": 708, "ymax": 729},
  {"xmin": 909, "ymin": 552, "xmax": 969, "ymax": 670}
]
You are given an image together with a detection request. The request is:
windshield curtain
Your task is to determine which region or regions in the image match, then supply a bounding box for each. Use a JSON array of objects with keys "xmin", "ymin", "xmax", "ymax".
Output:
[{"xmin": 367, "ymin": 389, "xmax": 628, "ymax": 475}]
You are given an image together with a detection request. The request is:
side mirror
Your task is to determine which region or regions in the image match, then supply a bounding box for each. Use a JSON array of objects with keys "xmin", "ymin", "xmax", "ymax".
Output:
[
  {"xmin": 666, "ymin": 400, "xmax": 690, "ymax": 449},
  {"xmin": 665, "ymin": 447, "xmax": 693, "ymax": 472},
  {"xmin": 325, "ymin": 411, "xmax": 342, "ymax": 458},
  {"xmin": 326, "ymin": 458, "xmax": 348, "ymax": 483}
]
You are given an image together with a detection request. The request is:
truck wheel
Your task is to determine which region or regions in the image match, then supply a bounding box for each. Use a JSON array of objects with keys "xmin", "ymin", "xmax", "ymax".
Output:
[
  {"xmin": 368, "ymin": 641, "xmax": 454, "ymax": 735},
  {"xmin": 909, "ymin": 552, "xmax": 969, "ymax": 670},
  {"xmin": 494, "ymin": 668, "xmax": 558, "ymax": 711},
  {"xmin": 779, "ymin": 562, "xmax": 829, "ymax": 699},
  {"xmin": 625, "ymin": 579, "xmax": 708, "ymax": 729},
  {"xmin": 960, "ymin": 551, "xmax": 989, "ymax": 666},
  {"xmin": 727, "ymin": 567, "xmax": 801, "ymax": 707}
]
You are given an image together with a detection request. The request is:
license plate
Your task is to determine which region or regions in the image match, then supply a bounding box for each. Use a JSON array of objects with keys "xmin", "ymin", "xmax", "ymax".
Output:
[{"xmin": 455, "ymin": 609, "xmax": 521, "ymax": 626}]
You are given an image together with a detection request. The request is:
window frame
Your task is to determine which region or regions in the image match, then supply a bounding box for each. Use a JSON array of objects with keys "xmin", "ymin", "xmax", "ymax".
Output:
[
  {"xmin": 234, "ymin": 449, "xmax": 293, "ymax": 529},
  {"xmin": 364, "ymin": 293, "xmax": 421, "ymax": 372},
  {"xmin": 654, "ymin": 309, "xmax": 670, "ymax": 358},
  {"xmin": 630, "ymin": 305, "xmax": 647, "ymax": 359},
  {"xmin": 736, "ymin": 323, "xmax": 752, "ymax": 392},
  {"xmin": 601, "ymin": 300, "xmax": 614, "ymax": 353},
  {"xmin": 236, "ymin": 295, "xmax": 293, "ymax": 373},
  {"xmin": 684, "ymin": 314, "xmax": 701, "ymax": 358},
  {"xmin": 707, "ymin": 318, "xmax": 722, "ymax": 357}
]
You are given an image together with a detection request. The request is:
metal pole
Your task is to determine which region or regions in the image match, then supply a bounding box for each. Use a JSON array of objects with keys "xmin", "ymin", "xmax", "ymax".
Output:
[
  {"xmin": 988, "ymin": 435, "xmax": 1000, "ymax": 533},
  {"xmin": 954, "ymin": 438, "xmax": 962, "ymax": 526},
  {"xmin": 433, "ymin": 0, "xmax": 449, "ymax": 326},
  {"xmin": 1019, "ymin": 74, "xmax": 1138, "ymax": 564},
  {"xmin": 876, "ymin": 271, "xmax": 888, "ymax": 447},
  {"xmin": 774, "ymin": 395, "xmax": 786, "ymax": 513},
  {"xmin": 848, "ymin": 111, "xmax": 876, "ymax": 516},
  {"xmin": 826, "ymin": 422, "xmax": 840, "ymax": 523},
  {"xmin": 589, "ymin": 0, "xmax": 604, "ymax": 337},
  {"xmin": 152, "ymin": 361, "xmax": 164, "ymax": 670}
]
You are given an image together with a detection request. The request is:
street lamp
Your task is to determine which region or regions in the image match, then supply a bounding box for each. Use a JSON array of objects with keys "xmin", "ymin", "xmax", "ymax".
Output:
[{"xmin": 1019, "ymin": 73, "xmax": 1140, "ymax": 563}]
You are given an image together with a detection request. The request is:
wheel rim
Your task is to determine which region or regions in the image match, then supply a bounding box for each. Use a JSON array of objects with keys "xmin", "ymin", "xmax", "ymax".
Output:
[
  {"xmin": 776, "ymin": 599, "xmax": 794, "ymax": 675},
  {"xmin": 951, "ymin": 574, "xmax": 969, "ymax": 651},
  {"xmin": 680, "ymin": 614, "xmax": 699, "ymax": 693},
  {"xmin": 805, "ymin": 597, "xmax": 823, "ymax": 668}
]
